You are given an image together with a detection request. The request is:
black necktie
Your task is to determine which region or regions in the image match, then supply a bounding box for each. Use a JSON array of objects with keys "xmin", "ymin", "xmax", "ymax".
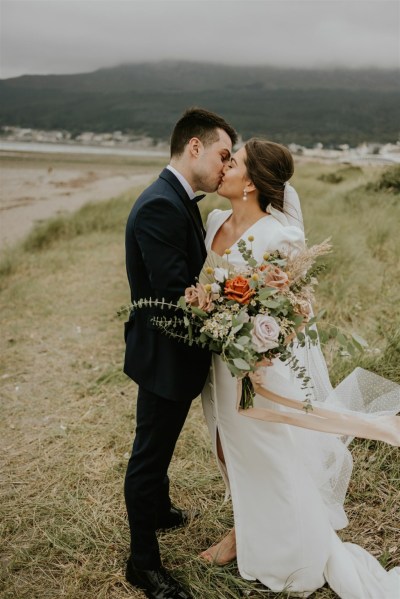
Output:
[{"xmin": 193, "ymin": 194, "xmax": 206, "ymax": 203}]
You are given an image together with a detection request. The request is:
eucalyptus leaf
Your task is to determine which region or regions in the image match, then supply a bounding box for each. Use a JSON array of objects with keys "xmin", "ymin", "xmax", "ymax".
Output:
[
  {"xmin": 191, "ymin": 306, "xmax": 208, "ymax": 318},
  {"xmin": 306, "ymin": 316, "xmax": 318, "ymax": 326},
  {"xmin": 346, "ymin": 342, "xmax": 356, "ymax": 356},
  {"xmin": 258, "ymin": 287, "xmax": 278, "ymax": 300},
  {"xmin": 351, "ymin": 333, "xmax": 368, "ymax": 348},
  {"xmin": 233, "ymin": 343, "xmax": 244, "ymax": 351},
  {"xmin": 233, "ymin": 358, "xmax": 251, "ymax": 370},
  {"xmin": 263, "ymin": 300, "xmax": 280, "ymax": 309},
  {"xmin": 232, "ymin": 342, "xmax": 244, "ymax": 352},
  {"xmin": 231, "ymin": 324, "xmax": 244, "ymax": 334},
  {"xmin": 318, "ymin": 329, "xmax": 329, "ymax": 343},
  {"xmin": 178, "ymin": 296, "xmax": 187, "ymax": 310},
  {"xmin": 210, "ymin": 341, "xmax": 221, "ymax": 352},
  {"xmin": 226, "ymin": 362, "xmax": 242, "ymax": 377},
  {"xmin": 293, "ymin": 315, "xmax": 304, "ymax": 327},
  {"xmin": 236, "ymin": 310, "xmax": 250, "ymax": 324}
]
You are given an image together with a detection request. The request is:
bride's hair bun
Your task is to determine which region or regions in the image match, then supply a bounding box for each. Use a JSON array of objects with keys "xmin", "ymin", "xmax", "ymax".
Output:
[{"xmin": 244, "ymin": 139, "xmax": 294, "ymax": 213}]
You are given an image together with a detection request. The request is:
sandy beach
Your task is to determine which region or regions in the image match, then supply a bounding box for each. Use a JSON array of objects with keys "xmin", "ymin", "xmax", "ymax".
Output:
[
  {"xmin": 0, "ymin": 147, "xmax": 393, "ymax": 254},
  {"xmin": 0, "ymin": 150, "xmax": 163, "ymax": 250}
]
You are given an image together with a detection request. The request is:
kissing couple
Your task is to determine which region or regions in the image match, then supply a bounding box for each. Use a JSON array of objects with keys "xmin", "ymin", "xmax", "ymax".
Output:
[{"xmin": 123, "ymin": 108, "xmax": 400, "ymax": 599}]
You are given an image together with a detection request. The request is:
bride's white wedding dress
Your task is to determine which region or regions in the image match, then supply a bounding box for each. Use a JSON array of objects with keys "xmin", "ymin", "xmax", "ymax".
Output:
[{"xmin": 202, "ymin": 208, "xmax": 400, "ymax": 598}]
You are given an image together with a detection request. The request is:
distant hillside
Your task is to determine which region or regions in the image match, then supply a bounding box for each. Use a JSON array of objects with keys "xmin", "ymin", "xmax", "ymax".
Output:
[{"xmin": 1, "ymin": 61, "xmax": 399, "ymax": 146}]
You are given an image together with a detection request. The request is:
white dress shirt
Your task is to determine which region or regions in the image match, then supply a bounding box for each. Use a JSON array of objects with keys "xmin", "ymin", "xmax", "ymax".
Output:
[{"xmin": 166, "ymin": 165, "xmax": 196, "ymax": 200}]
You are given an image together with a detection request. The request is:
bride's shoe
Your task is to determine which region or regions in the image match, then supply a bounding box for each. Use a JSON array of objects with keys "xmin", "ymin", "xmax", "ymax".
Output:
[{"xmin": 199, "ymin": 528, "xmax": 236, "ymax": 565}]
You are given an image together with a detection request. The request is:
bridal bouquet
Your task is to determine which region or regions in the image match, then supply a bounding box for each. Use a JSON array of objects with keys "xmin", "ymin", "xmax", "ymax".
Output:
[{"xmin": 127, "ymin": 236, "xmax": 342, "ymax": 409}]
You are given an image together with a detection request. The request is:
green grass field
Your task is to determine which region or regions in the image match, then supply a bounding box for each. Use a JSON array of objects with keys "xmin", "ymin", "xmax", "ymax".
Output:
[{"xmin": 1, "ymin": 160, "xmax": 399, "ymax": 598}]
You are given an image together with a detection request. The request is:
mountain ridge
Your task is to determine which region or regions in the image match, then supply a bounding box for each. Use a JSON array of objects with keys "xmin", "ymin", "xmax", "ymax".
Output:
[
  {"xmin": 1, "ymin": 61, "xmax": 399, "ymax": 146},
  {"xmin": 2, "ymin": 60, "xmax": 399, "ymax": 92}
]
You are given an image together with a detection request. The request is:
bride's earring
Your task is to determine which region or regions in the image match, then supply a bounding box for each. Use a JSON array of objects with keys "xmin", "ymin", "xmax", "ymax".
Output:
[{"xmin": 242, "ymin": 189, "xmax": 248, "ymax": 201}]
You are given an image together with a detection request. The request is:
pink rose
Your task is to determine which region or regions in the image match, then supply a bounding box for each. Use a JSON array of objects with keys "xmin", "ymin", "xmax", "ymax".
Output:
[
  {"xmin": 197, "ymin": 285, "xmax": 215, "ymax": 313},
  {"xmin": 184, "ymin": 283, "xmax": 215, "ymax": 313},
  {"xmin": 185, "ymin": 285, "xmax": 200, "ymax": 305},
  {"xmin": 259, "ymin": 264, "xmax": 289, "ymax": 289},
  {"xmin": 251, "ymin": 315, "xmax": 280, "ymax": 352}
]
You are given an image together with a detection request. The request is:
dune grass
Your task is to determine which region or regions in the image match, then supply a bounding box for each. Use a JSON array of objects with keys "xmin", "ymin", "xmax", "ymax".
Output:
[{"xmin": 0, "ymin": 161, "xmax": 399, "ymax": 599}]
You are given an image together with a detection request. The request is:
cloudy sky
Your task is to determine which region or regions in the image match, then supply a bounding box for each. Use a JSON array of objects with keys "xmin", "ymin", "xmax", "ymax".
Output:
[{"xmin": 1, "ymin": 0, "xmax": 399, "ymax": 79}]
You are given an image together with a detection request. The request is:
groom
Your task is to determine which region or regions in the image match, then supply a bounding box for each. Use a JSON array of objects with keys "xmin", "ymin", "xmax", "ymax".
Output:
[{"xmin": 124, "ymin": 108, "xmax": 237, "ymax": 599}]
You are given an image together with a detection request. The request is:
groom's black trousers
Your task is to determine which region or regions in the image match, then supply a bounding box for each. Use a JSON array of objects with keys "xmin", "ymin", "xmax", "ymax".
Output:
[{"xmin": 124, "ymin": 386, "xmax": 192, "ymax": 569}]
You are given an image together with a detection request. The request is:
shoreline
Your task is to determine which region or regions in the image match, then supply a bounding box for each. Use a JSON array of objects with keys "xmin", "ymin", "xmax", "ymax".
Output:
[
  {"xmin": 1, "ymin": 140, "xmax": 400, "ymax": 165},
  {"xmin": 0, "ymin": 151, "xmax": 162, "ymax": 251},
  {"xmin": 0, "ymin": 140, "xmax": 169, "ymax": 158}
]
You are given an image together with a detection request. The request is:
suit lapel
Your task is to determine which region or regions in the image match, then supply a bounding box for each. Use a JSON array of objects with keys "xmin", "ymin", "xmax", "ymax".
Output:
[{"xmin": 159, "ymin": 169, "xmax": 206, "ymax": 254}]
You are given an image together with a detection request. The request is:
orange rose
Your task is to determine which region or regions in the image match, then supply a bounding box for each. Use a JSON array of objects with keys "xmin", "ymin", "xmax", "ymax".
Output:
[
  {"xmin": 224, "ymin": 276, "xmax": 255, "ymax": 304},
  {"xmin": 260, "ymin": 264, "xmax": 289, "ymax": 289}
]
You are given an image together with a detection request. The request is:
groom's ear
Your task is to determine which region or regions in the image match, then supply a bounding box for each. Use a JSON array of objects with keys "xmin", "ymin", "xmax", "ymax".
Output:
[{"xmin": 187, "ymin": 137, "xmax": 202, "ymax": 158}]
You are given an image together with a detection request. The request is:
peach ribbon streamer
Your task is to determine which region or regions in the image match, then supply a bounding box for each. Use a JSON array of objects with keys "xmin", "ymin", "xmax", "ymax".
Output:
[{"xmin": 236, "ymin": 373, "xmax": 400, "ymax": 447}]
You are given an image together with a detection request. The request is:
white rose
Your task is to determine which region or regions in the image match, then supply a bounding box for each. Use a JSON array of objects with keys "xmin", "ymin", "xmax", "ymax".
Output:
[
  {"xmin": 211, "ymin": 282, "xmax": 220, "ymax": 294},
  {"xmin": 214, "ymin": 267, "xmax": 229, "ymax": 283},
  {"xmin": 251, "ymin": 315, "xmax": 280, "ymax": 353}
]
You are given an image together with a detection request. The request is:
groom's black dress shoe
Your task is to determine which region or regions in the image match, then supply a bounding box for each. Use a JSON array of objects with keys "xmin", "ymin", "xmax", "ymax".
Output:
[
  {"xmin": 156, "ymin": 505, "xmax": 199, "ymax": 531},
  {"xmin": 126, "ymin": 560, "xmax": 193, "ymax": 599}
]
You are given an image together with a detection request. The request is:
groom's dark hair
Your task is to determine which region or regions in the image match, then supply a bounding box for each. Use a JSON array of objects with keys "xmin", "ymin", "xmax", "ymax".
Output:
[{"xmin": 170, "ymin": 107, "xmax": 237, "ymax": 157}]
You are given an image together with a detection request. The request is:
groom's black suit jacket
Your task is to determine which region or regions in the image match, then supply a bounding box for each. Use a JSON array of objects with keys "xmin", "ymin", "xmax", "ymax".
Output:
[{"xmin": 124, "ymin": 168, "xmax": 211, "ymax": 401}]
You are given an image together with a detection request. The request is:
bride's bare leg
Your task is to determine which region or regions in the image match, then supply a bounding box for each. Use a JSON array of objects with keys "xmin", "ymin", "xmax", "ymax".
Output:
[
  {"xmin": 200, "ymin": 527, "xmax": 236, "ymax": 565},
  {"xmin": 200, "ymin": 430, "xmax": 237, "ymax": 565}
]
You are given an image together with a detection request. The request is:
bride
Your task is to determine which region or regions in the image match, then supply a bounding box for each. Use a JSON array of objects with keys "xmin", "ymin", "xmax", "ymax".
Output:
[{"xmin": 200, "ymin": 139, "xmax": 400, "ymax": 598}]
